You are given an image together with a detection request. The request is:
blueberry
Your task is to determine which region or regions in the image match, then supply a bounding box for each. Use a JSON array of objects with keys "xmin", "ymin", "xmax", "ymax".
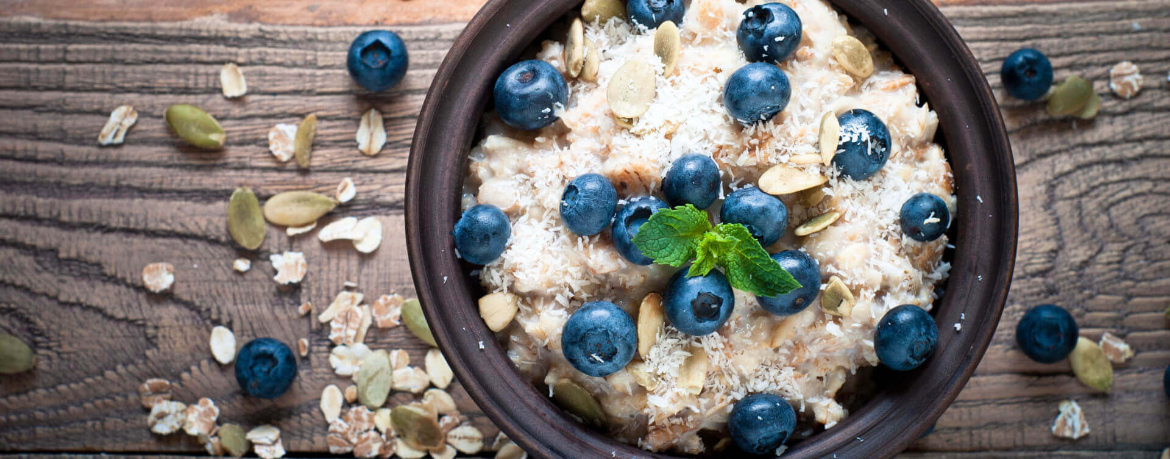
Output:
[
  {"xmin": 723, "ymin": 63, "xmax": 791, "ymax": 125},
  {"xmin": 493, "ymin": 60, "xmax": 569, "ymax": 131},
  {"xmin": 626, "ymin": 0, "xmax": 685, "ymax": 29},
  {"xmin": 663, "ymin": 268, "xmax": 735, "ymax": 336},
  {"xmin": 1015, "ymin": 304, "xmax": 1078, "ymax": 364},
  {"xmin": 561, "ymin": 174, "xmax": 618, "ymax": 236},
  {"xmin": 900, "ymin": 193, "xmax": 951, "ymax": 242},
  {"xmin": 452, "ymin": 204, "xmax": 511, "ymax": 265},
  {"xmin": 727, "ymin": 393, "xmax": 796, "ymax": 455},
  {"xmin": 736, "ymin": 3, "xmax": 802, "ymax": 64},
  {"xmin": 832, "ymin": 109, "xmax": 891, "ymax": 181},
  {"xmin": 612, "ymin": 196, "xmax": 668, "ymax": 265},
  {"xmin": 663, "ymin": 154, "xmax": 721, "ymax": 209},
  {"xmin": 1164, "ymin": 363, "xmax": 1169, "ymax": 397},
  {"xmin": 234, "ymin": 338, "xmax": 297, "ymax": 399},
  {"xmin": 874, "ymin": 304, "xmax": 938, "ymax": 371},
  {"xmin": 561, "ymin": 301, "xmax": 637, "ymax": 377},
  {"xmin": 346, "ymin": 30, "xmax": 409, "ymax": 92},
  {"xmin": 756, "ymin": 250, "xmax": 818, "ymax": 316},
  {"xmin": 1001, "ymin": 48, "xmax": 1053, "ymax": 101},
  {"xmin": 719, "ymin": 187, "xmax": 787, "ymax": 246}
]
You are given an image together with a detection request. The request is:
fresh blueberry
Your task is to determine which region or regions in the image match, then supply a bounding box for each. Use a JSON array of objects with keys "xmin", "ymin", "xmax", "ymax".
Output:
[
  {"xmin": 561, "ymin": 301, "xmax": 637, "ymax": 377},
  {"xmin": 561, "ymin": 174, "xmax": 618, "ymax": 236},
  {"xmin": 452, "ymin": 204, "xmax": 511, "ymax": 265},
  {"xmin": 234, "ymin": 338, "xmax": 297, "ymax": 399},
  {"xmin": 1015, "ymin": 304, "xmax": 1079, "ymax": 364},
  {"xmin": 346, "ymin": 30, "xmax": 409, "ymax": 92},
  {"xmin": 1001, "ymin": 48, "xmax": 1054, "ymax": 101},
  {"xmin": 756, "ymin": 250, "xmax": 818, "ymax": 316},
  {"xmin": 493, "ymin": 60, "xmax": 568, "ymax": 131},
  {"xmin": 612, "ymin": 196, "xmax": 669, "ymax": 265},
  {"xmin": 900, "ymin": 193, "xmax": 951, "ymax": 242},
  {"xmin": 723, "ymin": 63, "xmax": 791, "ymax": 125},
  {"xmin": 626, "ymin": 0, "xmax": 685, "ymax": 29},
  {"xmin": 663, "ymin": 154, "xmax": 721, "ymax": 209},
  {"xmin": 1164, "ymin": 363, "xmax": 1169, "ymax": 397},
  {"xmin": 719, "ymin": 187, "xmax": 787, "ymax": 246},
  {"xmin": 736, "ymin": 3, "xmax": 802, "ymax": 64},
  {"xmin": 728, "ymin": 393, "xmax": 796, "ymax": 455},
  {"xmin": 663, "ymin": 268, "xmax": 735, "ymax": 336},
  {"xmin": 874, "ymin": 304, "xmax": 938, "ymax": 371},
  {"xmin": 832, "ymin": 109, "xmax": 891, "ymax": 181}
]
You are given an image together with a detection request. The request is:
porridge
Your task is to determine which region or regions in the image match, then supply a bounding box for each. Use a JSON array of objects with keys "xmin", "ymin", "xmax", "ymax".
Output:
[{"xmin": 455, "ymin": 0, "xmax": 955, "ymax": 454}]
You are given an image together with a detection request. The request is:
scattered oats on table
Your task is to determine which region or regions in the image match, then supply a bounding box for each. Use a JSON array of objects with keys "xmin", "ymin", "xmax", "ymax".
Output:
[
  {"xmin": 330, "ymin": 343, "xmax": 371, "ymax": 376},
  {"xmin": 267, "ymin": 123, "xmax": 297, "ymax": 162},
  {"xmin": 337, "ymin": 177, "xmax": 357, "ymax": 204},
  {"xmin": 220, "ymin": 63, "xmax": 247, "ymax": 98},
  {"xmin": 1052, "ymin": 399, "xmax": 1090, "ymax": 440},
  {"xmin": 269, "ymin": 251, "xmax": 307, "ymax": 285},
  {"xmin": 392, "ymin": 366, "xmax": 431, "ymax": 394},
  {"xmin": 297, "ymin": 337, "xmax": 309, "ymax": 356},
  {"xmin": 286, "ymin": 221, "xmax": 317, "ymax": 237},
  {"xmin": 389, "ymin": 349, "xmax": 410, "ymax": 369},
  {"xmin": 97, "ymin": 105, "xmax": 137, "ymax": 146},
  {"xmin": 183, "ymin": 397, "xmax": 220, "ymax": 437},
  {"xmin": 329, "ymin": 305, "xmax": 365, "ymax": 345},
  {"xmin": 232, "ymin": 258, "xmax": 251, "ymax": 273},
  {"xmin": 209, "ymin": 325, "xmax": 237, "ymax": 364},
  {"xmin": 1097, "ymin": 332, "xmax": 1134, "ymax": 363},
  {"xmin": 372, "ymin": 294, "xmax": 404, "ymax": 328},
  {"xmin": 425, "ymin": 348, "xmax": 454, "ymax": 389},
  {"xmin": 353, "ymin": 217, "xmax": 384, "ymax": 254},
  {"xmin": 142, "ymin": 262, "xmax": 175, "ymax": 293},
  {"xmin": 138, "ymin": 378, "xmax": 172, "ymax": 408},
  {"xmin": 320, "ymin": 291, "xmax": 364, "ymax": 323},
  {"xmin": 319, "ymin": 217, "xmax": 363, "ymax": 242},
  {"xmin": 321, "ymin": 385, "xmax": 344, "ymax": 422},
  {"xmin": 345, "ymin": 384, "xmax": 359, "ymax": 403},
  {"xmin": 1108, "ymin": 61, "xmax": 1143, "ymax": 99},
  {"xmin": 147, "ymin": 400, "xmax": 187, "ymax": 435},
  {"xmin": 357, "ymin": 108, "xmax": 387, "ymax": 156},
  {"xmin": 298, "ymin": 301, "xmax": 313, "ymax": 317}
]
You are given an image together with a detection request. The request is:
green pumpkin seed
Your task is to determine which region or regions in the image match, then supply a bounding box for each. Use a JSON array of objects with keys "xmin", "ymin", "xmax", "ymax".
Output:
[
  {"xmin": 1046, "ymin": 75, "xmax": 1093, "ymax": 117},
  {"xmin": 0, "ymin": 333, "xmax": 34, "ymax": 374},
  {"xmin": 581, "ymin": 0, "xmax": 625, "ymax": 24},
  {"xmin": 1069, "ymin": 336, "xmax": 1112, "ymax": 392},
  {"xmin": 564, "ymin": 18, "xmax": 585, "ymax": 78},
  {"xmin": 355, "ymin": 350, "xmax": 393, "ymax": 409},
  {"xmin": 403, "ymin": 298, "xmax": 437, "ymax": 347},
  {"xmin": 821, "ymin": 276, "xmax": 854, "ymax": 317},
  {"xmin": 1164, "ymin": 304, "xmax": 1169, "ymax": 320},
  {"xmin": 801, "ymin": 187, "xmax": 826, "ymax": 207},
  {"xmin": 391, "ymin": 405, "xmax": 444, "ymax": 450},
  {"xmin": 1075, "ymin": 90, "xmax": 1102, "ymax": 120},
  {"xmin": 294, "ymin": 114, "xmax": 317, "ymax": 169},
  {"xmin": 831, "ymin": 35, "xmax": 874, "ymax": 79},
  {"xmin": 218, "ymin": 423, "xmax": 248, "ymax": 458},
  {"xmin": 608, "ymin": 60, "xmax": 656, "ymax": 119},
  {"xmin": 794, "ymin": 212, "xmax": 841, "ymax": 237},
  {"xmin": 581, "ymin": 39, "xmax": 601, "ymax": 83},
  {"xmin": 165, "ymin": 104, "xmax": 225, "ymax": 149},
  {"xmin": 552, "ymin": 379, "xmax": 606, "ymax": 428},
  {"xmin": 654, "ymin": 21, "xmax": 680, "ymax": 76},
  {"xmin": 227, "ymin": 187, "xmax": 266, "ymax": 250},
  {"xmin": 262, "ymin": 191, "xmax": 338, "ymax": 227},
  {"xmin": 818, "ymin": 111, "xmax": 840, "ymax": 166}
]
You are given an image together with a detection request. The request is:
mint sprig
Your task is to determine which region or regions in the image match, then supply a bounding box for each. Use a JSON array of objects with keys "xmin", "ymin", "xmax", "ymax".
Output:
[{"xmin": 631, "ymin": 206, "xmax": 801, "ymax": 297}]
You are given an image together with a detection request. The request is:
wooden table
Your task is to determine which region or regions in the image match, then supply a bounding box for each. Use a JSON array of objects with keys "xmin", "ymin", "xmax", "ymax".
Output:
[{"xmin": 0, "ymin": 0, "xmax": 1166, "ymax": 457}]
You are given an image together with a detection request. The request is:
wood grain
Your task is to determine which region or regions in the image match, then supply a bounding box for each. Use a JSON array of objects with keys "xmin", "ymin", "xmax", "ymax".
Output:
[{"xmin": 0, "ymin": 0, "xmax": 1167, "ymax": 457}]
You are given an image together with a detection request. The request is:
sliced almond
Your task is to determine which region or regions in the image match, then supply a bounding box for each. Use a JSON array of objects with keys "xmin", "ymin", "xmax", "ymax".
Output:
[
  {"xmin": 821, "ymin": 276, "xmax": 854, "ymax": 316},
  {"xmin": 637, "ymin": 293, "xmax": 665, "ymax": 358},
  {"xmin": 321, "ymin": 385, "xmax": 344, "ymax": 422},
  {"xmin": 819, "ymin": 111, "xmax": 841, "ymax": 165},
  {"xmin": 677, "ymin": 346, "xmax": 708, "ymax": 395},
  {"xmin": 479, "ymin": 292, "xmax": 519, "ymax": 332},
  {"xmin": 233, "ymin": 258, "xmax": 252, "ymax": 273},
  {"xmin": 653, "ymin": 21, "xmax": 680, "ymax": 76},
  {"xmin": 353, "ymin": 217, "xmax": 384, "ymax": 253},
  {"xmin": 209, "ymin": 325, "xmax": 237, "ymax": 364},
  {"xmin": 563, "ymin": 18, "xmax": 585, "ymax": 78},
  {"xmin": 447, "ymin": 425, "xmax": 484, "ymax": 454},
  {"xmin": 392, "ymin": 367, "xmax": 431, "ymax": 394},
  {"xmin": 794, "ymin": 212, "xmax": 841, "ymax": 237},
  {"xmin": 581, "ymin": 39, "xmax": 601, "ymax": 82},
  {"xmin": 357, "ymin": 108, "xmax": 387, "ymax": 157},
  {"xmin": 336, "ymin": 178, "xmax": 357, "ymax": 204},
  {"xmin": 220, "ymin": 63, "xmax": 247, "ymax": 98},
  {"xmin": 286, "ymin": 221, "xmax": 316, "ymax": 236},
  {"xmin": 422, "ymin": 388, "xmax": 457, "ymax": 415},
  {"xmin": 97, "ymin": 105, "xmax": 137, "ymax": 146},
  {"xmin": 425, "ymin": 349, "xmax": 454, "ymax": 389},
  {"xmin": 318, "ymin": 217, "xmax": 362, "ymax": 242},
  {"xmin": 268, "ymin": 123, "xmax": 297, "ymax": 162},
  {"xmin": 319, "ymin": 291, "xmax": 365, "ymax": 323},
  {"xmin": 142, "ymin": 262, "xmax": 175, "ymax": 293},
  {"xmin": 759, "ymin": 164, "xmax": 828, "ymax": 195},
  {"xmin": 269, "ymin": 251, "xmax": 307, "ymax": 285},
  {"xmin": 297, "ymin": 338, "xmax": 309, "ymax": 356}
]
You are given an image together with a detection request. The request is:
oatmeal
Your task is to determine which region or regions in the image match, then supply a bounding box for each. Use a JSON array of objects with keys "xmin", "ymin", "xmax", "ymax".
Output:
[{"xmin": 463, "ymin": 0, "xmax": 954, "ymax": 453}]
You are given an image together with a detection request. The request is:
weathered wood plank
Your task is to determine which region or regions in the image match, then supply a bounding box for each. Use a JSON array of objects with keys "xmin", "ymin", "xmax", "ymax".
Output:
[{"xmin": 0, "ymin": 0, "xmax": 1168, "ymax": 456}]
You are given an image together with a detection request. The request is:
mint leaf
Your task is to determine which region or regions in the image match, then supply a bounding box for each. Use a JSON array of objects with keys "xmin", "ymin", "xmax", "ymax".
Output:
[
  {"xmin": 711, "ymin": 224, "xmax": 801, "ymax": 298},
  {"xmin": 689, "ymin": 232, "xmax": 731, "ymax": 277},
  {"xmin": 631, "ymin": 204, "xmax": 712, "ymax": 267}
]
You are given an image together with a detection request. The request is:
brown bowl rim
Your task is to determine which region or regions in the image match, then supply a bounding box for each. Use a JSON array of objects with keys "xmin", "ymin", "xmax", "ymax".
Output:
[{"xmin": 405, "ymin": 0, "xmax": 1018, "ymax": 457}]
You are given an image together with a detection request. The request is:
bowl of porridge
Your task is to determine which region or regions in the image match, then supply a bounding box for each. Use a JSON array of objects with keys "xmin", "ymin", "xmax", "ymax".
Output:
[{"xmin": 405, "ymin": 0, "xmax": 1017, "ymax": 457}]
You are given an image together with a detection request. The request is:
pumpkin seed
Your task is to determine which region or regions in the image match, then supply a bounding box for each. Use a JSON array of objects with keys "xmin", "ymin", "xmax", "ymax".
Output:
[
  {"xmin": 479, "ymin": 292, "xmax": 519, "ymax": 332},
  {"xmin": 818, "ymin": 111, "xmax": 840, "ymax": 165},
  {"xmin": 654, "ymin": 21, "xmax": 680, "ymax": 76},
  {"xmin": 402, "ymin": 298, "xmax": 437, "ymax": 346},
  {"xmin": 165, "ymin": 104, "xmax": 225, "ymax": 149},
  {"xmin": 614, "ymin": 116, "xmax": 635, "ymax": 129},
  {"xmin": 1047, "ymin": 75, "xmax": 1093, "ymax": 117},
  {"xmin": 1075, "ymin": 90, "xmax": 1102, "ymax": 120},
  {"xmin": 355, "ymin": 350, "xmax": 393, "ymax": 409},
  {"xmin": 391, "ymin": 405, "xmax": 444, "ymax": 450},
  {"xmin": 262, "ymin": 191, "xmax": 338, "ymax": 227},
  {"xmin": 608, "ymin": 60, "xmax": 656, "ymax": 118},
  {"xmin": 581, "ymin": 0, "xmax": 625, "ymax": 23},
  {"xmin": 218, "ymin": 423, "xmax": 248, "ymax": 458},
  {"xmin": 821, "ymin": 276, "xmax": 854, "ymax": 316},
  {"xmin": 227, "ymin": 187, "xmax": 266, "ymax": 250},
  {"xmin": 758, "ymin": 163, "xmax": 828, "ymax": 195},
  {"xmin": 294, "ymin": 114, "xmax": 317, "ymax": 168},
  {"xmin": 581, "ymin": 39, "xmax": 601, "ymax": 82},
  {"xmin": 637, "ymin": 293, "xmax": 664, "ymax": 358},
  {"xmin": 0, "ymin": 333, "xmax": 34, "ymax": 374},
  {"xmin": 831, "ymin": 35, "xmax": 874, "ymax": 79},
  {"xmin": 794, "ymin": 212, "xmax": 841, "ymax": 236},
  {"xmin": 1164, "ymin": 304, "xmax": 1170, "ymax": 320},
  {"xmin": 626, "ymin": 360, "xmax": 658, "ymax": 391},
  {"xmin": 1069, "ymin": 336, "xmax": 1113, "ymax": 392},
  {"xmin": 564, "ymin": 18, "xmax": 585, "ymax": 78},
  {"xmin": 552, "ymin": 379, "xmax": 606, "ymax": 428},
  {"xmin": 801, "ymin": 187, "xmax": 826, "ymax": 207}
]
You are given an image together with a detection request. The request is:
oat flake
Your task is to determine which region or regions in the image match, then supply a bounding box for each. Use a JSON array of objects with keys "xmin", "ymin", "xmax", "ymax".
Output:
[
  {"xmin": 268, "ymin": 123, "xmax": 298, "ymax": 162},
  {"xmin": 97, "ymin": 105, "xmax": 137, "ymax": 146},
  {"xmin": 1052, "ymin": 399, "xmax": 1090, "ymax": 440},
  {"xmin": 269, "ymin": 251, "xmax": 307, "ymax": 284},
  {"xmin": 1109, "ymin": 61, "xmax": 1142, "ymax": 99},
  {"xmin": 142, "ymin": 262, "xmax": 175, "ymax": 293}
]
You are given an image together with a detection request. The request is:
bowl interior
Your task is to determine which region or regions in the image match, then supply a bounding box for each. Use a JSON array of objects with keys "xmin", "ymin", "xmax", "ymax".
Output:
[{"xmin": 406, "ymin": 0, "xmax": 1018, "ymax": 457}]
